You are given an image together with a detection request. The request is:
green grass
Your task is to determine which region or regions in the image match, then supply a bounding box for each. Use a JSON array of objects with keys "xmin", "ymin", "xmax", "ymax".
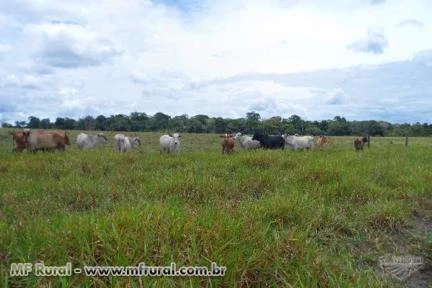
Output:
[{"xmin": 0, "ymin": 129, "xmax": 431, "ymax": 287}]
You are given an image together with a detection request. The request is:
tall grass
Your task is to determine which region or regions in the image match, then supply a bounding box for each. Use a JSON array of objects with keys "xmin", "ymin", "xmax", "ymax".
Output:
[{"xmin": 0, "ymin": 129, "xmax": 431, "ymax": 287}]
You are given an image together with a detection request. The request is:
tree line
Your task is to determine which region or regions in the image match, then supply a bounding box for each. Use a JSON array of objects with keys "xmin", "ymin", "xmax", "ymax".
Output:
[{"xmin": 2, "ymin": 112, "xmax": 432, "ymax": 137}]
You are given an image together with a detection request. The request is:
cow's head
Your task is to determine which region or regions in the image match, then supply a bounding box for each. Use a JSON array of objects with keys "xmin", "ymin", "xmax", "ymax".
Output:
[
  {"xmin": 97, "ymin": 133, "xmax": 108, "ymax": 143},
  {"xmin": 220, "ymin": 133, "xmax": 234, "ymax": 145},
  {"xmin": 132, "ymin": 137, "xmax": 141, "ymax": 147},
  {"xmin": 11, "ymin": 130, "xmax": 29, "ymax": 152},
  {"xmin": 252, "ymin": 133, "xmax": 261, "ymax": 141},
  {"xmin": 172, "ymin": 133, "xmax": 181, "ymax": 145}
]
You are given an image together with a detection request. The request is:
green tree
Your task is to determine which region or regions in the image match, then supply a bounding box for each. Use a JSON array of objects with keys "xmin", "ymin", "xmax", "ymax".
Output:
[
  {"xmin": 95, "ymin": 115, "xmax": 107, "ymax": 131},
  {"xmin": 40, "ymin": 118, "xmax": 51, "ymax": 129},
  {"xmin": 28, "ymin": 116, "xmax": 41, "ymax": 129},
  {"xmin": 246, "ymin": 112, "xmax": 261, "ymax": 133}
]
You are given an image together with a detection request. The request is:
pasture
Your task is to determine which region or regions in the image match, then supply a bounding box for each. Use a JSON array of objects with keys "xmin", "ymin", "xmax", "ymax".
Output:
[{"xmin": 0, "ymin": 129, "xmax": 431, "ymax": 287}]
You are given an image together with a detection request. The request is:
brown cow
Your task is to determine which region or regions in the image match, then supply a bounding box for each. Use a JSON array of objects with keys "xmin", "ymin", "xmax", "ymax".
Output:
[
  {"xmin": 354, "ymin": 137, "xmax": 367, "ymax": 151},
  {"xmin": 11, "ymin": 129, "xmax": 70, "ymax": 152},
  {"xmin": 220, "ymin": 133, "xmax": 235, "ymax": 154},
  {"xmin": 11, "ymin": 130, "xmax": 27, "ymax": 152},
  {"xmin": 316, "ymin": 135, "xmax": 329, "ymax": 151}
]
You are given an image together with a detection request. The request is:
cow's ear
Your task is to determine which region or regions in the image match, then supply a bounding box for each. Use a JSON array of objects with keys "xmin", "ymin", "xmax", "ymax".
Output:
[{"xmin": 168, "ymin": 133, "xmax": 172, "ymax": 137}]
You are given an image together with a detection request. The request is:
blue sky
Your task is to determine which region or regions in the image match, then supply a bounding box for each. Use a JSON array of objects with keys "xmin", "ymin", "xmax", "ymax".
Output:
[{"xmin": 0, "ymin": 0, "xmax": 431, "ymax": 124}]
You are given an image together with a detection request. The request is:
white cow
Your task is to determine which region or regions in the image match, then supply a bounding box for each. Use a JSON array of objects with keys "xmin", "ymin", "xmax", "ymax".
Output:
[
  {"xmin": 283, "ymin": 135, "xmax": 315, "ymax": 151},
  {"xmin": 76, "ymin": 133, "xmax": 108, "ymax": 149},
  {"xmin": 160, "ymin": 133, "xmax": 181, "ymax": 153},
  {"xmin": 114, "ymin": 134, "xmax": 141, "ymax": 152},
  {"xmin": 234, "ymin": 132, "xmax": 261, "ymax": 150}
]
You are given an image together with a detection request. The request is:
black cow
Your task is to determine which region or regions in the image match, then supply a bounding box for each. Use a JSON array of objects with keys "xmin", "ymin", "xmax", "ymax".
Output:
[{"xmin": 252, "ymin": 132, "xmax": 285, "ymax": 150}]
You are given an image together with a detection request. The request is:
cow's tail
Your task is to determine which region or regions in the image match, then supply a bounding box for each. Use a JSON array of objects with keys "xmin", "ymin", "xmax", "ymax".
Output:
[
  {"xmin": 65, "ymin": 133, "xmax": 71, "ymax": 145},
  {"xmin": 11, "ymin": 132, "xmax": 16, "ymax": 152}
]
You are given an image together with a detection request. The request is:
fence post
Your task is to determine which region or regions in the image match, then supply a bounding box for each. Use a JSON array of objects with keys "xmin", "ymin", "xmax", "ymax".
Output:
[
  {"xmin": 405, "ymin": 136, "xmax": 408, "ymax": 147},
  {"xmin": 367, "ymin": 135, "xmax": 370, "ymax": 148}
]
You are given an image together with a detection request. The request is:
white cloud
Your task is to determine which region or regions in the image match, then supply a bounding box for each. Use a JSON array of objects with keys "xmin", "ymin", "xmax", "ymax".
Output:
[
  {"xmin": 0, "ymin": 0, "xmax": 431, "ymax": 123},
  {"xmin": 0, "ymin": 44, "xmax": 12, "ymax": 53},
  {"xmin": 25, "ymin": 22, "xmax": 122, "ymax": 69},
  {"xmin": 347, "ymin": 29, "xmax": 389, "ymax": 54}
]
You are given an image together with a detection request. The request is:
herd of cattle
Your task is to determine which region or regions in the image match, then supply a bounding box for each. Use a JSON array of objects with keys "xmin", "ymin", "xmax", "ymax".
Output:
[{"xmin": 9, "ymin": 129, "xmax": 369, "ymax": 153}]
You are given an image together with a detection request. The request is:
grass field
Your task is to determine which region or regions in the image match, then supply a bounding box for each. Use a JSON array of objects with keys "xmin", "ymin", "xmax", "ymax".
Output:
[{"xmin": 0, "ymin": 129, "xmax": 431, "ymax": 287}]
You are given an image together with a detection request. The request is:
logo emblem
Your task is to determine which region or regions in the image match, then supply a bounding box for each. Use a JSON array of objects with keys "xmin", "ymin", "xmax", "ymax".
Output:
[{"xmin": 379, "ymin": 255, "xmax": 423, "ymax": 281}]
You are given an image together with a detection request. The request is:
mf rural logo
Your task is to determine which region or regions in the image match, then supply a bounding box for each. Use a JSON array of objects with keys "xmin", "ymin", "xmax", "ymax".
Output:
[{"xmin": 379, "ymin": 255, "xmax": 424, "ymax": 281}]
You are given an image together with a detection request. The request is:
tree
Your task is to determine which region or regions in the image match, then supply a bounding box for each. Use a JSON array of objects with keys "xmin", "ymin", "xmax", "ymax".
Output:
[
  {"xmin": 77, "ymin": 116, "xmax": 96, "ymax": 130},
  {"xmin": 109, "ymin": 114, "xmax": 130, "ymax": 131},
  {"xmin": 55, "ymin": 117, "xmax": 65, "ymax": 129},
  {"xmin": 171, "ymin": 114, "xmax": 188, "ymax": 132},
  {"xmin": 14, "ymin": 121, "xmax": 26, "ymax": 128},
  {"xmin": 214, "ymin": 117, "xmax": 227, "ymax": 133},
  {"xmin": 40, "ymin": 118, "xmax": 51, "ymax": 129},
  {"xmin": 150, "ymin": 112, "xmax": 170, "ymax": 131},
  {"xmin": 28, "ymin": 116, "xmax": 41, "ymax": 129},
  {"xmin": 95, "ymin": 115, "xmax": 107, "ymax": 131},
  {"xmin": 287, "ymin": 115, "xmax": 304, "ymax": 134},
  {"xmin": 246, "ymin": 112, "xmax": 261, "ymax": 133},
  {"xmin": 328, "ymin": 116, "xmax": 350, "ymax": 136},
  {"xmin": 262, "ymin": 116, "xmax": 282, "ymax": 134},
  {"xmin": 63, "ymin": 118, "xmax": 76, "ymax": 130},
  {"xmin": 130, "ymin": 112, "xmax": 149, "ymax": 131}
]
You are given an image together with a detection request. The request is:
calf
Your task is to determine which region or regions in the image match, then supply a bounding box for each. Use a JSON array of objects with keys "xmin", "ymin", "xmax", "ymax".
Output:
[
  {"xmin": 252, "ymin": 132, "xmax": 285, "ymax": 150},
  {"xmin": 160, "ymin": 133, "xmax": 181, "ymax": 154},
  {"xmin": 316, "ymin": 135, "xmax": 329, "ymax": 151},
  {"xmin": 114, "ymin": 134, "xmax": 141, "ymax": 152},
  {"xmin": 220, "ymin": 133, "xmax": 235, "ymax": 154},
  {"xmin": 77, "ymin": 133, "xmax": 108, "ymax": 149},
  {"xmin": 354, "ymin": 137, "xmax": 367, "ymax": 151}
]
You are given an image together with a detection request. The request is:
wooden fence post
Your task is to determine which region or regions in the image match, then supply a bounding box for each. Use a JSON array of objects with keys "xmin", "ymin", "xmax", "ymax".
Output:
[
  {"xmin": 367, "ymin": 135, "xmax": 370, "ymax": 148},
  {"xmin": 405, "ymin": 136, "xmax": 408, "ymax": 147}
]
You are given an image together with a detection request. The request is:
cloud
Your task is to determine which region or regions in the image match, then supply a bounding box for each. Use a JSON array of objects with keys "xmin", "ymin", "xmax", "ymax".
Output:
[
  {"xmin": 368, "ymin": 0, "xmax": 386, "ymax": 5},
  {"xmin": 413, "ymin": 49, "xmax": 432, "ymax": 66},
  {"xmin": 398, "ymin": 19, "xmax": 424, "ymax": 28},
  {"xmin": 325, "ymin": 88, "xmax": 345, "ymax": 105},
  {"xmin": 347, "ymin": 29, "xmax": 388, "ymax": 54},
  {"xmin": 0, "ymin": 44, "xmax": 12, "ymax": 53},
  {"xmin": 26, "ymin": 22, "xmax": 122, "ymax": 69},
  {"xmin": 0, "ymin": 0, "xmax": 432, "ymax": 124}
]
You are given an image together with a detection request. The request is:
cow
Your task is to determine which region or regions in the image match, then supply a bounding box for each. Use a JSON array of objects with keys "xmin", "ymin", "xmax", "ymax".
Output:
[
  {"xmin": 252, "ymin": 132, "xmax": 285, "ymax": 150},
  {"xmin": 11, "ymin": 129, "xmax": 70, "ymax": 152},
  {"xmin": 354, "ymin": 137, "xmax": 367, "ymax": 151},
  {"xmin": 316, "ymin": 135, "xmax": 329, "ymax": 151},
  {"xmin": 114, "ymin": 134, "xmax": 141, "ymax": 152},
  {"xmin": 283, "ymin": 135, "xmax": 315, "ymax": 151},
  {"xmin": 76, "ymin": 133, "xmax": 108, "ymax": 150},
  {"xmin": 234, "ymin": 132, "xmax": 261, "ymax": 150},
  {"xmin": 11, "ymin": 130, "xmax": 27, "ymax": 152},
  {"xmin": 160, "ymin": 133, "xmax": 181, "ymax": 154},
  {"xmin": 220, "ymin": 133, "xmax": 235, "ymax": 154}
]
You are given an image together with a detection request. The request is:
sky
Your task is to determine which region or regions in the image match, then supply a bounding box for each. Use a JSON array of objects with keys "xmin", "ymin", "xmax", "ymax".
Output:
[{"xmin": 0, "ymin": 0, "xmax": 431, "ymax": 124}]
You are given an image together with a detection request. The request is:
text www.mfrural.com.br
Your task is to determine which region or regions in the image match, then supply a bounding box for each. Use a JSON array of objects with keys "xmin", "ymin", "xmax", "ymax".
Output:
[{"xmin": 10, "ymin": 262, "xmax": 226, "ymax": 277}]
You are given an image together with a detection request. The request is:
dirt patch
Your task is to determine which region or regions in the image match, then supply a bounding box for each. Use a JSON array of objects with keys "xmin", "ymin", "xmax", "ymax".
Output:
[
  {"xmin": 376, "ymin": 198, "xmax": 432, "ymax": 287},
  {"xmin": 406, "ymin": 210, "xmax": 432, "ymax": 288}
]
